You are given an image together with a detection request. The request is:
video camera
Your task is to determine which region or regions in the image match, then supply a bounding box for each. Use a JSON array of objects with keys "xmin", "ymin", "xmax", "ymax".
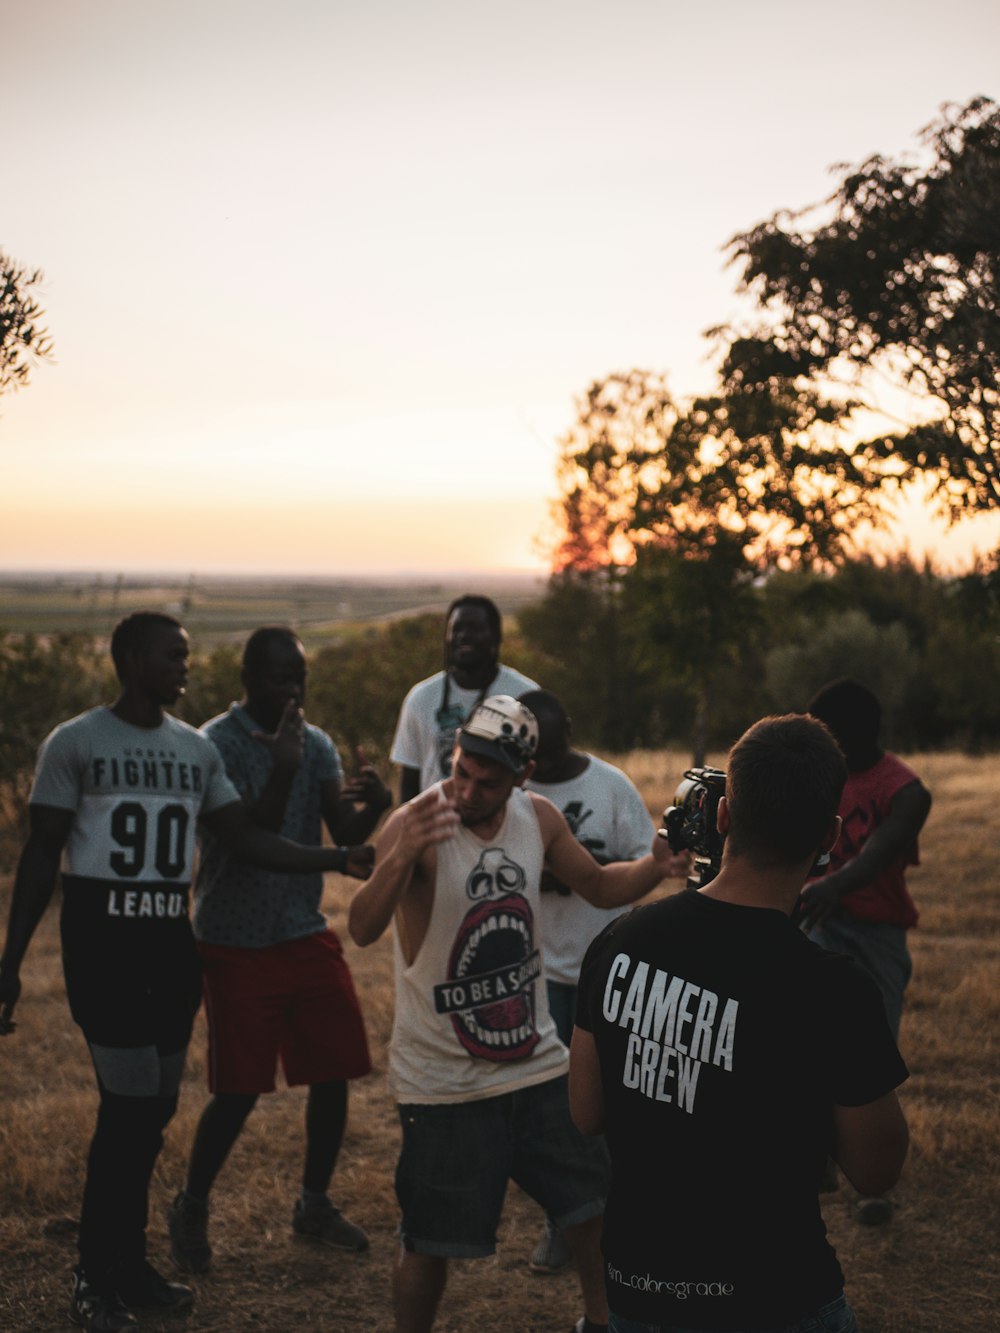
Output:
[{"xmin": 661, "ymin": 766, "xmax": 727, "ymax": 890}]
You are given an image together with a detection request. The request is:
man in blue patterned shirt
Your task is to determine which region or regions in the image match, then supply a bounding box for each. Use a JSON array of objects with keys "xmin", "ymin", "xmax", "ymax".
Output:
[{"xmin": 169, "ymin": 627, "xmax": 391, "ymax": 1272}]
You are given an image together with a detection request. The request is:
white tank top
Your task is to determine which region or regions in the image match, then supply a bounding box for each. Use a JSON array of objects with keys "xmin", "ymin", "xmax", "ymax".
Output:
[{"xmin": 389, "ymin": 785, "xmax": 568, "ymax": 1103}]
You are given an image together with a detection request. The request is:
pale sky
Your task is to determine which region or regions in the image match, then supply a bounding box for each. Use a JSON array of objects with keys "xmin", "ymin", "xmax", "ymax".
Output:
[{"xmin": 3, "ymin": 0, "xmax": 999, "ymax": 577}]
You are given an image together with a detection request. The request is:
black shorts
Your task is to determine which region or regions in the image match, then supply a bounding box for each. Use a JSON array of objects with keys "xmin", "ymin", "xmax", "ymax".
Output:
[{"xmin": 61, "ymin": 904, "xmax": 201, "ymax": 1054}]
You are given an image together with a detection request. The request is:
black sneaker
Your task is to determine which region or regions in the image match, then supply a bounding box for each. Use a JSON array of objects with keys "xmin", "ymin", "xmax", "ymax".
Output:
[
  {"xmin": 168, "ymin": 1190, "xmax": 212, "ymax": 1273},
  {"xmin": 68, "ymin": 1268, "xmax": 138, "ymax": 1331},
  {"xmin": 857, "ymin": 1194, "xmax": 894, "ymax": 1226},
  {"xmin": 292, "ymin": 1196, "xmax": 369, "ymax": 1252},
  {"xmin": 112, "ymin": 1261, "xmax": 195, "ymax": 1313}
]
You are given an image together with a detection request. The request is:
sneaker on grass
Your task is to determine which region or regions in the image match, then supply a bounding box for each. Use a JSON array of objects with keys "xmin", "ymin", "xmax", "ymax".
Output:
[
  {"xmin": 68, "ymin": 1268, "xmax": 138, "ymax": 1332},
  {"xmin": 112, "ymin": 1260, "xmax": 194, "ymax": 1314},
  {"xmin": 530, "ymin": 1216, "xmax": 570, "ymax": 1274},
  {"xmin": 857, "ymin": 1194, "xmax": 894, "ymax": 1226},
  {"xmin": 168, "ymin": 1189, "xmax": 212, "ymax": 1273},
  {"xmin": 292, "ymin": 1196, "xmax": 369, "ymax": 1252}
]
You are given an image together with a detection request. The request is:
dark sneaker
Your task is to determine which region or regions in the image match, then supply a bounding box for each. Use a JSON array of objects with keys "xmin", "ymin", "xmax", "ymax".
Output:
[
  {"xmin": 530, "ymin": 1217, "xmax": 570, "ymax": 1274},
  {"xmin": 168, "ymin": 1190, "xmax": 212, "ymax": 1273},
  {"xmin": 68, "ymin": 1268, "xmax": 138, "ymax": 1331},
  {"xmin": 857, "ymin": 1194, "xmax": 894, "ymax": 1226},
  {"xmin": 113, "ymin": 1260, "xmax": 194, "ymax": 1313},
  {"xmin": 292, "ymin": 1197, "xmax": 369, "ymax": 1252},
  {"xmin": 819, "ymin": 1158, "xmax": 840, "ymax": 1193}
]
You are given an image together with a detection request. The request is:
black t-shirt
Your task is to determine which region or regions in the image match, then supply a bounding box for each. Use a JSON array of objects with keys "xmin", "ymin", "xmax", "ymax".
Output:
[{"xmin": 576, "ymin": 891, "xmax": 908, "ymax": 1330}]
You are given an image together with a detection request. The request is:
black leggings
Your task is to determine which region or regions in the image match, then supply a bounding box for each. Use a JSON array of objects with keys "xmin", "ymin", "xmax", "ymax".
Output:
[{"xmin": 79, "ymin": 1073, "xmax": 180, "ymax": 1279}]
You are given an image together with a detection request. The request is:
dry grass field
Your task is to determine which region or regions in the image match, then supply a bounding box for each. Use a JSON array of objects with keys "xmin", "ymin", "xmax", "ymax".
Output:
[{"xmin": 1, "ymin": 749, "xmax": 997, "ymax": 1332}]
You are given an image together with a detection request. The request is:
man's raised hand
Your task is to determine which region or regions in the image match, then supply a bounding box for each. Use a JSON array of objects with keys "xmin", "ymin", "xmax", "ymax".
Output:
[
  {"xmin": 250, "ymin": 699, "xmax": 305, "ymax": 770},
  {"xmin": 397, "ymin": 787, "xmax": 460, "ymax": 857}
]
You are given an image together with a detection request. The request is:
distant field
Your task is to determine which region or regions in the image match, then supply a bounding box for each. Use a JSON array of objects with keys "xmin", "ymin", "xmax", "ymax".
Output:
[
  {"xmin": 0, "ymin": 572, "xmax": 545, "ymax": 646},
  {"xmin": 0, "ymin": 749, "xmax": 997, "ymax": 1331}
]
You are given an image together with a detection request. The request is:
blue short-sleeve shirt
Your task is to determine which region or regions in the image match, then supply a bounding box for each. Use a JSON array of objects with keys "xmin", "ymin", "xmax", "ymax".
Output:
[{"xmin": 193, "ymin": 703, "xmax": 343, "ymax": 947}]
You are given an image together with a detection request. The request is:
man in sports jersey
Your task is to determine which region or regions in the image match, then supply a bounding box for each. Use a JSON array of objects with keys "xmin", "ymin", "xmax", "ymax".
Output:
[
  {"xmin": 349, "ymin": 695, "xmax": 687, "ymax": 1333},
  {"xmin": 570, "ymin": 714, "xmax": 910, "ymax": 1333},
  {"xmin": 800, "ymin": 677, "xmax": 930, "ymax": 1225},
  {"xmin": 390, "ymin": 595, "xmax": 537, "ymax": 803},
  {"xmin": 519, "ymin": 688, "xmax": 655, "ymax": 1277},
  {"xmin": 0, "ymin": 612, "xmax": 372, "ymax": 1333}
]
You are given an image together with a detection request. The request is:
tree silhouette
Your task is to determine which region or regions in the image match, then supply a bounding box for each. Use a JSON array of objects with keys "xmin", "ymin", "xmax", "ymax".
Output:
[
  {"xmin": 722, "ymin": 95, "xmax": 1000, "ymax": 521},
  {"xmin": 1, "ymin": 250, "xmax": 53, "ymax": 397}
]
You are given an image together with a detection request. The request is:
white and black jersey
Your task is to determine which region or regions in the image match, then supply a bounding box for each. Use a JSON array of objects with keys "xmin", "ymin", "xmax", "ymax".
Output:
[{"xmin": 31, "ymin": 706, "xmax": 238, "ymax": 1045}]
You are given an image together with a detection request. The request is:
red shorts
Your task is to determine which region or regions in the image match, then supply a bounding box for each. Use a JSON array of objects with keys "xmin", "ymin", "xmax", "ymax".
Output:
[{"xmin": 198, "ymin": 929, "xmax": 372, "ymax": 1094}]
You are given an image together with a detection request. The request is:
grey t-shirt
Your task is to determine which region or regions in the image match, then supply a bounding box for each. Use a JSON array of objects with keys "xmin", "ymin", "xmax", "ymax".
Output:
[{"xmin": 193, "ymin": 703, "xmax": 343, "ymax": 948}]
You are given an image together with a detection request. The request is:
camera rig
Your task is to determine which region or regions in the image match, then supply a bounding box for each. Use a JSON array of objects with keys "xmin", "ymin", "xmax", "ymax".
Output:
[{"xmin": 661, "ymin": 766, "xmax": 727, "ymax": 890}]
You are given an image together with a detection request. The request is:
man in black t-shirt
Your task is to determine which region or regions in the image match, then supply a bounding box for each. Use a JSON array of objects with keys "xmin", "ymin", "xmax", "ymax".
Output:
[{"xmin": 571, "ymin": 714, "xmax": 909, "ymax": 1333}]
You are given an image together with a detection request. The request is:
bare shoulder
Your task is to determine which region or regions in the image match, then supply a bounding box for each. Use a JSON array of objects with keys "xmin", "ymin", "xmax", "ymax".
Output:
[{"xmin": 526, "ymin": 790, "xmax": 567, "ymax": 844}]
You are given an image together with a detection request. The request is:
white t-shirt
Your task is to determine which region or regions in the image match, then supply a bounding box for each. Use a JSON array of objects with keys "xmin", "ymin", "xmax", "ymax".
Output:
[
  {"xmin": 525, "ymin": 754, "xmax": 655, "ymax": 986},
  {"xmin": 390, "ymin": 664, "xmax": 538, "ymax": 792}
]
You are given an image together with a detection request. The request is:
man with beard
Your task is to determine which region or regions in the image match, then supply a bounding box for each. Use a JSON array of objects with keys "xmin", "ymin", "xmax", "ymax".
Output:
[
  {"xmin": 390, "ymin": 595, "xmax": 537, "ymax": 803},
  {"xmin": 0, "ymin": 613, "xmax": 373, "ymax": 1333},
  {"xmin": 349, "ymin": 695, "xmax": 686, "ymax": 1333}
]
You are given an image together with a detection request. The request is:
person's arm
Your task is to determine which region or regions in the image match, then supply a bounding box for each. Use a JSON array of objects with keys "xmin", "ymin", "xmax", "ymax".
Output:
[
  {"xmin": 832, "ymin": 1090, "xmax": 909, "ymax": 1195},
  {"xmin": 325, "ymin": 747, "xmax": 393, "ymax": 845},
  {"xmin": 398, "ymin": 766, "xmax": 421, "ymax": 805},
  {"xmin": 200, "ymin": 801, "xmax": 373, "ymax": 878},
  {"xmin": 348, "ymin": 789, "xmax": 458, "ymax": 947},
  {"xmin": 569, "ymin": 1026, "xmax": 605, "ymax": 1136},
  {"xmin": 800, "ymin": 779, "xmax": 932, "ymax": 929},
  {"xmin": 533, "ymin": 796, "xmax": 686, "ymax": 909},
  {"xmin": 0, "ymin": 805, "xmax": 75, "ymax": 1033}
]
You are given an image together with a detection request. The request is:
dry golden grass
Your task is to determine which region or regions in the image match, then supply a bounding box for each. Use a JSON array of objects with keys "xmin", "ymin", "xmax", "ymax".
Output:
[{"xmin": 1, "ymin": 750, "xmax": 998, "ymax": 1331}]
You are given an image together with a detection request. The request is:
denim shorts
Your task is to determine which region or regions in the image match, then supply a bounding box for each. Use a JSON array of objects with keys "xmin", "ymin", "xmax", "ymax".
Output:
[
  {"xmin": 807, "ymin": 913, "xmax": 912, "ymax": 1040},
  {"xmin": 395, "ymin": 1074, "xmax": 606, "ymax": 1257},
  {"xmin": 608, "ymin": 1291, "xmax": 859, "ymax": 1333}
]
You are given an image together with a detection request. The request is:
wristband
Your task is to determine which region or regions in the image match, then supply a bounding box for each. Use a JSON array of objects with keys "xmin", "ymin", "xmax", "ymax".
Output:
[{"xmin": 332, "ymin": 847, "xmax": 349, "ymax": 874}]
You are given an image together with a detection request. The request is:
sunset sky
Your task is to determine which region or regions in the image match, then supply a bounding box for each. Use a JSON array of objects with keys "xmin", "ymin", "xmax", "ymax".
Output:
[{"xmin": 4, "ymin": 0, "xmax": 999, "ymax": 578}]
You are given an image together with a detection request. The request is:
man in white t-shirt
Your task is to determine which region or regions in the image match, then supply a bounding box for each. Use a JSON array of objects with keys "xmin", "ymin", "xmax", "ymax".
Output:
[
  {"xmin": 520, "ymin": 688, "xmax": 656, "ymax": 1276},
  {"xmin": 390, "ymin": 595, "xmax": 537, "ymax": 802}
]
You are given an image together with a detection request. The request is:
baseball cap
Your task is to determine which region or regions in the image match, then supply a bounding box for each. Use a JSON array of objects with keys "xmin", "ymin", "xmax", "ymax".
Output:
[{"xmin": 458, "ymin": 695, "xmax": 539, "ymax": 775}]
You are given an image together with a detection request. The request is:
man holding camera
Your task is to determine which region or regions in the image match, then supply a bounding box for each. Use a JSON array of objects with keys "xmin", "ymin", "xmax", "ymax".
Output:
[{"xmin": 570, "ymin": 714, "xmax": 909, "ymax": 1333}]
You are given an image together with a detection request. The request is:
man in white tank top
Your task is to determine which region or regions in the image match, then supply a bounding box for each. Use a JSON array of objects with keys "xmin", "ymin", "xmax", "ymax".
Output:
[{"xmin": 349, "ymin": 696, "xmax": 687, "ymax": 1333}]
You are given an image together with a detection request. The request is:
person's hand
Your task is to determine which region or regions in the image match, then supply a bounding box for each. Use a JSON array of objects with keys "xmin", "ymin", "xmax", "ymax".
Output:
[
  {"xmin": 0, "ymin": 964, "xmax": 21, "ymax": 1035},
  {"xmin": 396, "ymin": 787, "xmax": 460, "ymax": 858},
  {"xmin": 654, "ymin": 829, "xmax": 692, "ymax": 878},
  {"xmin": 250, "ymin": 699, "xmax": 305, "ymax": 771},
  {"xmin": 341, "ymin": 747, "xmax": 392, "ymax": 811},
  {"xmin": 344, "ymin": 845, "xmax": 376, "ymax": 880},
  {"xmin": 798, "ymin": 878, "xmax": 841, "ymax": 930}
]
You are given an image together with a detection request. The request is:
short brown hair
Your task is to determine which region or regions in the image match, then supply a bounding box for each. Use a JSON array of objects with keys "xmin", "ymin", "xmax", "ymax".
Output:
[{"xmin": 725, "ymin": 714, "xmax": 847, "ymax": 867}]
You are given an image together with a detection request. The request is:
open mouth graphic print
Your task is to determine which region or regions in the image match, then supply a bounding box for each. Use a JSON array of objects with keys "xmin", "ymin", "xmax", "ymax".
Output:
[{"xmin": 439, "ymin": 894, "xmax": 541, "ymax": 1062}]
